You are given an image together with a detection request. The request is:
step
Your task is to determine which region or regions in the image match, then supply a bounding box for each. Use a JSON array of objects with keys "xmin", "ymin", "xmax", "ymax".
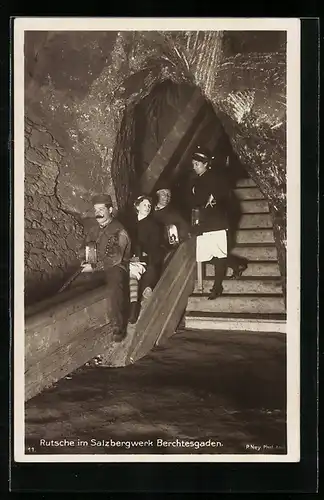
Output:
[
  {"xmin": 239, "ymin": 199, "xmax": 269, "ymax": 214},
  {"xmin": 187, "ymin": 295, "xmax": 286, "ymax": 314},
  {"xmin": 234, "ymin": 187, "xmax": 264, "ymax": 200},
  {"xmin": 235, "ymin": 228, "xmax": 275, "ymax": 244},
  {"xmin": 185, "ymin": 314, "xmax": 286, "ymax": 333},
  {"xmin": 238, "ymin": 213, "xmax": 273, "ymax": 229},
  {"xmin": 235, "ymin": 178, "xmax": 257, "ymax": 188},
  {"xmin": 194, "ymin": 278, "xmax": 283, "ymax": 295},
  {"xmin": 230, "ymin": 245, "xmax": 278, "ymax": 261},
  {"xmin": 205, "ymin": 261, "xmax": 282, "ymax": 277},
  {"xmin": 186, "ymin": 311, "xmax": 286, "ymax": 320}
]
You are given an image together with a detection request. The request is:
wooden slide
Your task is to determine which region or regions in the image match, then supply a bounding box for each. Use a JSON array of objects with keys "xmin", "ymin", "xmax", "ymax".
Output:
[{"xmin": 24, "ymin": 238, "xmax": 196, "ymax": 401}]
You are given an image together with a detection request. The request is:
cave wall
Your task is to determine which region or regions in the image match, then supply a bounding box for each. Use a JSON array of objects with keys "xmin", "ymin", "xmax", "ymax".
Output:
[
  {"xmin": 24, "ymin": 30, "xmax": 287, "ymax": 303},
  {"xmin": 25, "ymin": 31, "xmax": 124, "ymax": 215},
  {"xmin": 24, "ymin": 31, "xmax": 125, "ymax": 303},
  {"xmin": 24, "ymin": 116, "xmax": 84, "ymax": 304},
  {"xmin": 212, "ymin": 32, "xmax": 287, "ymax": 296}
]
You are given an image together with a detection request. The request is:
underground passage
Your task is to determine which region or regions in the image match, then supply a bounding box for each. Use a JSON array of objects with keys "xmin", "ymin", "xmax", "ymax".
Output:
[{"xmin": 22, "ymin": 29, "xmax": 289, "ymax": 457}]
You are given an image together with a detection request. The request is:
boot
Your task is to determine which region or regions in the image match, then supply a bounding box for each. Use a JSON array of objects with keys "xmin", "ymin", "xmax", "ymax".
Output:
[
  {"xmin": 208, "ymin": 285, "xmax": 224, "ymax": 300},
  {"xmin": 112, "ymin": 329, "xmax": 127, "ymax": 343},
  {"xmin": 208, "ymin": 257, "xmax": 227, "ymax": 300},
  {"xmin": 128, "ymin": 301, "xmax": 139, "ymax": 324},
  {"xmin": 227, "ymin": 254, "xmax": 248, "ymax": 279},
  {"xmin": 129, "ymin": 277, "xmax": 139, "ymax": 321},
  {"xmin": 110, "ymin": 323, "xmax": 127, "ymax": 343}
]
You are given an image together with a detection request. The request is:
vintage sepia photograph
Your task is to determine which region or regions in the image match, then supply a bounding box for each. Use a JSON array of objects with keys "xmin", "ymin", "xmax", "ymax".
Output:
[{"xmin": 14, "ymin": 18, "xmax": 300, "ymax": 462}]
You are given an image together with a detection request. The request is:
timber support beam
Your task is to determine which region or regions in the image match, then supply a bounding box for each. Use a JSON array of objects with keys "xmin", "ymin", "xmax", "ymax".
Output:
[{"xmin": 139, "ymin": 87, "xmax": 206, "ymax": 194}]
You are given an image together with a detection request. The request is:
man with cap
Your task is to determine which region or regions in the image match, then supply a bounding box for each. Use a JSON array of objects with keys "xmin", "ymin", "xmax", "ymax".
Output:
[
  {"xmin": 80, "ymin": 193, "xmax": 132, "ymax": 342},
  {"xmin": 189, "ymin": 146, "xmax": 248, "ymax": 300}
]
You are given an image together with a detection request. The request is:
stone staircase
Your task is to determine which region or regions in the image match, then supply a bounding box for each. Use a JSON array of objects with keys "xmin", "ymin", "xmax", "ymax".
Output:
[{"xmin": 184, "ymin": 177, "xmax": 286, "ymax": 333}]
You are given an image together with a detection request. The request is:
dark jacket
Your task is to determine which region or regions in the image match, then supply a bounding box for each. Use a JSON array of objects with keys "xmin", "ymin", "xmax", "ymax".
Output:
[
  {"xmin": 190, "ymin": 168, "xmax": 231, "ymax": 233},
  {"xmin": 84, "ymin": 218, "xmax": 131, "ymax": 273},
  {"xmin": 134, "ymin": 214, "xmax": 166, "ymax": 268},
  {"xmin": 153, "ymin": 204, "xmax": 190, "ymax": 244}
]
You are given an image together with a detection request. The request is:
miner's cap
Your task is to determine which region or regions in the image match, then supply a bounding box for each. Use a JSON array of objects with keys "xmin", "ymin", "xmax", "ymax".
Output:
[
  {"xmin": 192, "ymin": 145, "xmax": 214, "ymax": 162},
  {"xmin": 92, "ymin": 194, "xmax": 113, "ymax": 207}
]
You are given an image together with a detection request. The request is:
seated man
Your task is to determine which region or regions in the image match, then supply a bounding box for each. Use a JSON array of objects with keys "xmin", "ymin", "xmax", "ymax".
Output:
[
  {"xmin": 153, "ymin": 187, "xmax": 191, "ymax": 248},
  {"xmin": 79, "ymin": 193, "xmax": 132, "ymax": 343}
]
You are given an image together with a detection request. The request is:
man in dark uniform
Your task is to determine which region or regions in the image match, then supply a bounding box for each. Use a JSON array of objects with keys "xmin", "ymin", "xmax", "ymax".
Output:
[
  {"xmin": 190, "ymin": 147, "xmax": 248, "ymax": 300},
  {"xmin": 153, "ymin": 187, "xmax": 191, "ymax": 247},
  {"xmin": 80, "ymin": 194, "xmax": 132, "ymax": 342}
]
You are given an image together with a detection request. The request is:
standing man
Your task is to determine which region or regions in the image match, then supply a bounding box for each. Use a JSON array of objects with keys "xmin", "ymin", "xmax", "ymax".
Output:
[
  {"xmin": 80, "ymin": 194, "xmax": 132, "ymax": 342},
  {"xmin": 189, "ymin": 147, "xmax": 248, "ymax": 300}
]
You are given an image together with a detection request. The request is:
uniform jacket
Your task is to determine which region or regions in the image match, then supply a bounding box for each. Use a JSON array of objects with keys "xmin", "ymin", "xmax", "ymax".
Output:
[
  {"xmin": 84, "ymin": 218, "xmax": 131, "ymax": 273},
  {"xmin": 153, "ymin": 204, "xmax": 190, "ymax": 243},
  {"xmin": 190, "ymin": 167, "xmax": 231, "ymax": 233}
]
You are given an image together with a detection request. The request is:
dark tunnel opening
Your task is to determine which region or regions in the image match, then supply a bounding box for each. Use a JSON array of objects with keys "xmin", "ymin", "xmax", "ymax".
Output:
[{"xmin": 117, "ymin": 78, "xmax": 249, "ymax": 235}]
